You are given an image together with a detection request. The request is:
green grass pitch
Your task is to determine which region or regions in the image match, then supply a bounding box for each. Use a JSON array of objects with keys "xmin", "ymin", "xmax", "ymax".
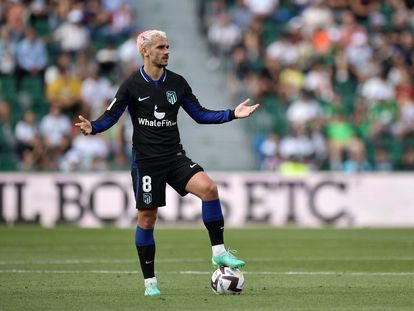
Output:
[{"xmin": 1, "ymin": 226, "xmax": 413, "ymax": 310}]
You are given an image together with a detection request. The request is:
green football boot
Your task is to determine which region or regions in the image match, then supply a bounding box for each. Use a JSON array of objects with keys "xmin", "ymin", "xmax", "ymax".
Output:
[
  {"xmin": 144, "ymin": 283, "xmax": 161, "ymax": 297},
  {"xmin": 212, "ymin": 249, "xmax": 245, "ymax": 269}
]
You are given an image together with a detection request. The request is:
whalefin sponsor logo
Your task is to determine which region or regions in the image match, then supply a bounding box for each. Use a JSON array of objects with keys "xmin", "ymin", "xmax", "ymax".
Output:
[{"xmin": 137, "ymin": 118, "xmax": 176, "ymax": 127}]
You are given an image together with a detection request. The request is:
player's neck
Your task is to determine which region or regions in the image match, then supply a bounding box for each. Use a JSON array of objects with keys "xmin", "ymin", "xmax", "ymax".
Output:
[{"xmin": 143, "ymin": 64, "xmax": 164, "ymax": 81}]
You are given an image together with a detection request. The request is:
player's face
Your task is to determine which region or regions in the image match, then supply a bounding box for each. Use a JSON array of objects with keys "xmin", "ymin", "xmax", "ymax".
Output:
[{"xmin": 146, "ymin": 36, "xmax": 169, "ymax": 68}]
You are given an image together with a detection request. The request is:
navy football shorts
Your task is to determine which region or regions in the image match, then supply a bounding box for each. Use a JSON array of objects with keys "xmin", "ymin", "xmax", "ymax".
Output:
[{"xmin": 131, "ymin": 153, "xmax": 204, "ymax": 209}]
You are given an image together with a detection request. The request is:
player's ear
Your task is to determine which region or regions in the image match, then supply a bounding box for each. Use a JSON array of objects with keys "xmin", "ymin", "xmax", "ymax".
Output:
[{"xmin": 141, "ymin": 45, "xmax": 149, "ymax": 57}]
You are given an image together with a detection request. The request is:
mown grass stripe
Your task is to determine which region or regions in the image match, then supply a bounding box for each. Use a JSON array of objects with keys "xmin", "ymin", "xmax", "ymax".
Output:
[
  {"xmin": 1, "ymin": 269, "xmax": 414, "ymax": 276},
  {"xmin": 0, "ymin": 256, "xmax": 413, "ymax": 265}
]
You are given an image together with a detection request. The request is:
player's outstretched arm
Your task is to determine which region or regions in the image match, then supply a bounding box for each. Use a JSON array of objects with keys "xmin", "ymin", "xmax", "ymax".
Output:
[
  {"xmin": 234, "ymin": 98, "xmax": 260, "ymax": 119},
  {"xmin": 75, "ymin": 115, "xmax": 92, "ymax": 136}
]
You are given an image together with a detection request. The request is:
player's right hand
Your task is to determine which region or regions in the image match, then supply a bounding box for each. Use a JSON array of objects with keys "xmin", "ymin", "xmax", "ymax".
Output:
[{"xmin": 75, "ymin": 115, "xmax": 92, "ymax": 136}]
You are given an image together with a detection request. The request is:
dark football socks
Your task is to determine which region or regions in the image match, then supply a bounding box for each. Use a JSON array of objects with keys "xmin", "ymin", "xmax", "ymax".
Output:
[
  {"xmin": 135, "ymin": 226, "xmax": 156, "ymax": 279},
  {"xmin": 202, "ymin": 199, "xmax": 224, "ymax": 246}
]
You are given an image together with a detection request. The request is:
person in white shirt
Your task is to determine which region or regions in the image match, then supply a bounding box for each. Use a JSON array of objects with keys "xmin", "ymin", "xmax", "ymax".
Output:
[
  {"xmin": 15, "ymin": 110, "xmax": 45, "ymax": 170},
  {"xmin": 286, "ymin": 91, "xmax": 322, "ymax": 126},
  {"xmin": 53, "ymin": 9, "xmax": 90, "ymax": 53},
  {"xmin": 59, "ymin": 133, "xmax": 109, "ymax": 171},
  {"xmin": 81, "ymin": 66, "xmax": 115, "ymax": 119},
  {"xmin": 39, "ymin": 105, "xmax": 71, "ymax": 168}
]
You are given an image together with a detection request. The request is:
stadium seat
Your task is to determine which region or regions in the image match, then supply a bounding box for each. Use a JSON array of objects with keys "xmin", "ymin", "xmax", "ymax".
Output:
[
  {"xmin": 0, "ymin": 76, "xmax": 17, "ymax": 99},
  {"xmin": 21, "ymin": 76, "xmax": 43, "ymax": 96}
]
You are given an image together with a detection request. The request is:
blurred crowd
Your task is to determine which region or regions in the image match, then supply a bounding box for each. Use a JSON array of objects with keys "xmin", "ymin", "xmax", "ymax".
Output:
[
  {"xmin": 1, "ymin": 0, "xmax": 414, "ymax": 174},
  {"xmin": 199, "ymin": 0, "xmax": 414, "ymax": 173},
  {"xmin": 0, "ymin": 0, "xmax": 140, "ymax": 171}
]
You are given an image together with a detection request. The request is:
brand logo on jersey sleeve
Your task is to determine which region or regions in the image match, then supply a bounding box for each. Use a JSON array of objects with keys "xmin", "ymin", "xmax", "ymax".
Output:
[{"xmin": 166, "ymin": 91, "xmax": 177, "ymax": 105}]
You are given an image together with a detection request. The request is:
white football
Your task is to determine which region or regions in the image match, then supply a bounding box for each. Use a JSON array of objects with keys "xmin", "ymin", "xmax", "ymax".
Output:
[{"xmin": 211, "ymin": 266, "xmax": 244, "ymax": 295}]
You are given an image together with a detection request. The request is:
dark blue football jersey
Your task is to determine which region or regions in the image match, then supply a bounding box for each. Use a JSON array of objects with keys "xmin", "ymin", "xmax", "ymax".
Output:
[{"xmin": 91, "ymin": 66, "xmax": 235, "ymax": 160}]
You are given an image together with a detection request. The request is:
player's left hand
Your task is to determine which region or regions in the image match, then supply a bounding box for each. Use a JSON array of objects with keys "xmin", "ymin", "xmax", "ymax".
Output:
[{"xmin": 234, "ymin": 98, "xmax": 260, "ymax": 119}]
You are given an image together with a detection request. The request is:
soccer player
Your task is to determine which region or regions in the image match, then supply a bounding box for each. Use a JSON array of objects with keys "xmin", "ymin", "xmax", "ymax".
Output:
[{"xmin": 75, "ymin": 30, "xmax": 259, "ymax": 297}]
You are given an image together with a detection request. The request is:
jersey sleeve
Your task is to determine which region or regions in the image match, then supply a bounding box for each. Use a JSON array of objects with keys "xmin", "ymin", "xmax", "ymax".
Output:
[
  {"xmin": 181, "ymin": 81, "xmax": 236, "ymax": 124},
  {"xmin": 90, "ymin": 82, "xmax": 129, "ymax": 134}
]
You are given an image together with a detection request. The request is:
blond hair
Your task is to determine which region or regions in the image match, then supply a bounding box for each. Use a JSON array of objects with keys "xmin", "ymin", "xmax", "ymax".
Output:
[{"xmin": 136, "ymin": 30, "xmax": 167, "ymax": 56}]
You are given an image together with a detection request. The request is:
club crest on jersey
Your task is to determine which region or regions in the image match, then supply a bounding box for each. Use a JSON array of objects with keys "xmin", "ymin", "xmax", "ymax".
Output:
[
  {"xmin": 143, "ymin": 193, "xmax": 152, "ymax": 205},
  {"xmin": 166, "ymin": 91, "xmax": 177, "ymax": 105}
]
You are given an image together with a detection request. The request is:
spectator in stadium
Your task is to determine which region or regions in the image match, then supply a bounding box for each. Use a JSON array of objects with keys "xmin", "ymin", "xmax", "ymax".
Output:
[
  {"xmin": 103, "ymin": 112, "xmax": 134, "ymax": 169},
  {"xmin": 89, "ymin": 1, "xmax": 137, "ymax": 42},
  {"xmin": 27, "ymin": 0, "xmax": 48, "ymax": 25},
  {"xmin": 278, "ymin": 123, "xmax": 316, "ymax": 168},
  {"xmin": 15, "ymin": 27, "xmax": 48, "ymax": 91},
  {"xmin": 368, "ymin": 97, "xmax": 398, "ymax": 144},
  {"xmin": 257, "ymin": 132, "xmax": 280, "ymax": 170},
  {"xmin": 241, "ymin": 19, "xmax": 263, "ymax": 65},
  {"xmin": 53, "ymin": 8, "xmax": 90, "ymax": 54},
  {"xmin": 83, "ymin": 0, "xmax": 111, "ymax": 38},
  {"xmin": 311, "ymin": 25, "xmax": 333, "ymax": 55},
  {"xmin": 119, "ymin": 114, "xmax": 133, "ymax": 163},
  {"xmin": 338, "ymin": 10, "xmax": 367, "ymax": 50},
  {"xmin": 80, "ymin": 66, "xmax": 115, "ymax": 120},
  {"xmin": 0, "ymin": 26, "xmax": 16, "ymax": 76},
  {"xmin": 300, "ymin": 1, "xmax": 334, "ymax": 38},
  {"xmin": 117, "ymin": 29, "xmax": 144, "ymax": 73},
  {"xmin": 59, "ymin": 132, "xmax": 109, "ymax": 172},
  {"xmin": 39, "ymin": 104, "xmax": 71, "ymax": 169},
  {"xmin": 396, "ymin": 146, "xmax": 414, "ymax": 171},
  {"xmin": 3, "ymin": 0, "xmax": 26, "ymax": 41},
  {"xmin": 352, "ymin": 99, "xmax": 373, "ymax": 141},
  {"xmin": 345, "ymin": 33, "xmax": 373, "ymax": 80},
  {"xmin": 100, "ymin": 0, "xmax": 131, "ymax": 14},
  {"xmin": 342, "ymin": 139, "xmax": 372, "ymax": 173},
  {"xmin": 243, "ymin": 0, "xmax": 279, "ymax": 20},
  {"xmin": 325, "ymin": 112, "xmax": 358, "ymax": 171},
  {"xmin": 309, "ymin": 120, "xmax": 328, "ymax": 169},
  {"xmin": 108, "ymin": 2, "xmax": 136, "ymax": 38},
  {"xmin": 266, "ymin": 31, "xmax": 300, "ymax": 67},
  {"xmin": 390, "ymin": 8, "xmax": 410, "ymax": 34},
  {"xmin": 46, "ymin": 67, "xmax": 82, "ymax": 117},
  {"xmin": 396, "ymin": 30, "xmax": 414, "ymax": 68},
  {"xmin": 286, "ymin": 91, "xmax": 322, "ymax": 126},
  {"xmin": 361, "ymin": 67, "xmax": 395, "ymax": 105},
  {"xmin": 304, "ymin": 62, "xmax": 334, "ymax": 101},
  {"xmin": 14, "ymin": 110, "xmax": 45, "ymax": 170},
  {"xmin": 44, "ymin": 52, "xmax": 72, "ymax": 85},
  {"xmin": 372, "ymin": 146, "xmax": 394, "ymax": 171},
  {"xmin": 389, "ymin": 54, "xmax": 413, "ymax": 98},
  {"xmin": 392, "ymin": 93, "xmax": 414, "ymax": 140},
  {"xmin": 278, "ymin": 63, "xmax": 306, "ymax": 100},
  {"xmin": 74, "ymin": 30, "xmax": 259, "ymax": 297},
  {"xmin": 74, "ymin": 51, "xmax": 94, "ymax": 81},
  {"xmin": 229, "ymin": 0, "xmax": 254, "ymax": 32},
  {"xmin": 96, "ymin": 39, "xmax": 119, "ymax": 77},
  {"xmin": 207, "ymin": 12, "xmax": 242, "ymax": 67},
  {"xmin": 199, "ymin": 0, "xmax": 228, "ymax": 37},
  {"xmin": 227, "ymin": 46, "xmax": 252, "ymax": 100},
  {"xmin": 0, "ymin": 100, "xmax": 14, "ymax": 150}
]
